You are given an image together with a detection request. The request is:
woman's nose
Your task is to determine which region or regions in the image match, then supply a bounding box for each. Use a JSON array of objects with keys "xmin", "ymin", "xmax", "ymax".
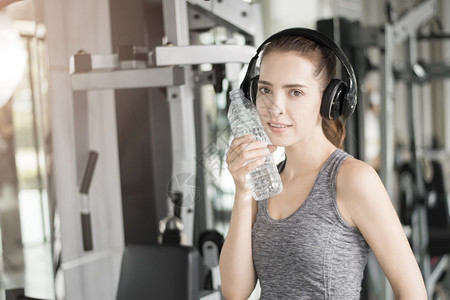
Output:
[
  {"xmin": 268, "ymin": 106, "xmax": 283, "ymax": 117},
  {"xmin": 268, "ymin": 94, "xmax": 284, "ymax": 117},
  {"xmin": 257, "ymin": 93, "xmax": 284, "ymax": 118}
]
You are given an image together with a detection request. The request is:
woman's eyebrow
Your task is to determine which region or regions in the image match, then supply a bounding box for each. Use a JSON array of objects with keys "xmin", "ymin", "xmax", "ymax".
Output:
[
  {"xmin": 258, "ymin": 80, "xmax": 308, "ymax": 89},
  {"xmin": 283, "ymin": 83, "xmax": 308, "ymax": 89},
  {"xmin": 258, "ymin": 80, "xmax": 272, "ymax": 86}
]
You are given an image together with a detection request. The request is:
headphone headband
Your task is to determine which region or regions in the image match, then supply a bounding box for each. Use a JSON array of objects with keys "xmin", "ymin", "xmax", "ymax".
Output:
[{"xmin": 240, "ymin": 27, "xmax": 357, "ymax": 119}]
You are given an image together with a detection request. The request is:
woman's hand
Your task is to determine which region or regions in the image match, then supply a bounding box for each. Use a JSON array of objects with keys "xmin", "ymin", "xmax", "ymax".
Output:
[
  {"xmin": 226, "ymin": 134, "xmax": 276, "ymax": 196},
  {"xmin": 221, "ymin": 136, "xmax": 276, "ymax": 299}
]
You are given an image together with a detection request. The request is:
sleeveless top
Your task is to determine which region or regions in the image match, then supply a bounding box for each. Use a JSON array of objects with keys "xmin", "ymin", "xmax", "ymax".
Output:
[{"xmin": 252, "ymin": 149, "xmax": 370, "ymax": 299}]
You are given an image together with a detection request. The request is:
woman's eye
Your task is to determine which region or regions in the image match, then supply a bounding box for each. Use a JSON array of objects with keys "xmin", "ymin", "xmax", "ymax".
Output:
[
  {"xmin": 258, "ymin": 87, "xmax": 271, "ymax": 94},
  {"xmin": 289, "ymin": 90, "xmax": 303, "ymax": 97}
]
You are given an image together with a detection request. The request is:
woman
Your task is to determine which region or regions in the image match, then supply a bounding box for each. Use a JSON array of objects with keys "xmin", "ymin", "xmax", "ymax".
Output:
[{"xmin": 219, "ymin": 29, "xmax": 426, "ymax": 299}]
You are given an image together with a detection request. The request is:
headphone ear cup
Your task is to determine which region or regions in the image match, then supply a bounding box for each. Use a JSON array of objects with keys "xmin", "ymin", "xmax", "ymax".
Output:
[
  {"xmin": 248, "ymin": 75, "xmax": 259, "ymax": 104},
  {"xmin": 321, "ymin": 79, "xmax": 346, "ymax": 120},
  {"xmin": 341, "ymin": 90, "xmax": 356, "ymax": 119}
]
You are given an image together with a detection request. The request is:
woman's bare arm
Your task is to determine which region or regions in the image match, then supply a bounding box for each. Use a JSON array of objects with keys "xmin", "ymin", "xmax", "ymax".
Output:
[
  {"xmin": 219, "ymin": 135, "xmax": 274, "ymax": 299},
  {"xmin": 338, "ymin": 159, "xmax": 427, "ymax": 300}
]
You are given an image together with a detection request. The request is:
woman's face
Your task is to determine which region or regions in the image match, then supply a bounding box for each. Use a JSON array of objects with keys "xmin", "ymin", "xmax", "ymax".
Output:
[{"xmin": 255, "ymin": 51, "xmax": 323, "ymax": 147}]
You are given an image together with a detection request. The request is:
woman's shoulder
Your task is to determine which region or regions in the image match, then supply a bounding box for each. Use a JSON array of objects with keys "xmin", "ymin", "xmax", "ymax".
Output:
[
  {"xmin": 336, "ymin": 155, "xmax": 390, "ymax": 227},
  {"xmin": 340, "ymin": 155, "xmax": 377, "ymax": 178},
  {"xmin": 337, "ymin": 155, "xmax": 382, "ymax": 198}
]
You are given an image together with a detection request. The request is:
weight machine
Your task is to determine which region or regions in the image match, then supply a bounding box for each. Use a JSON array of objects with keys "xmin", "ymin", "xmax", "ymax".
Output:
[
  {"xmin": 69, "ymin": 0, "xmax": 263, "ymax": 298},
  {"xmin": 319, "ymin": 1, "xmax": 450, "ymax": 298},
  {"xmin": 389, "ymin": 1, "xmax": 450, "ymax": 298}
]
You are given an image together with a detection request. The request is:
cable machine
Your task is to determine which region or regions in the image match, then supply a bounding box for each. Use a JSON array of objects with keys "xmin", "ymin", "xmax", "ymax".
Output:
[
  {"xmin": 69, "ymin": 0, "xmax": 263, "ymax": 298},
  {"xmin": 319, "ymin": 0, "xmax": 450, "ymax": 298}
]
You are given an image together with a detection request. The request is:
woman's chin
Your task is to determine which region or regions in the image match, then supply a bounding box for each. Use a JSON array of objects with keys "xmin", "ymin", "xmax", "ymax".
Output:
[{"xmin": 267, "ymin": 136, "xmax": 288, "ymax": 147}]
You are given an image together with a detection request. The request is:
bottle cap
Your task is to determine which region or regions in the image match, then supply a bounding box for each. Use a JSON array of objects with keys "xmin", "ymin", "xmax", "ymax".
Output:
[{"xmin": 229, "ymin": 89, "xmax": 244, "ymax": 100}]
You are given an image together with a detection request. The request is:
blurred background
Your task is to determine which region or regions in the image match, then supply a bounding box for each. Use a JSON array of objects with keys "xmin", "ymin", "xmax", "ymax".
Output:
[{"xmin": 0, "ymin": 0, "xmax": 449, "ymax": 299}]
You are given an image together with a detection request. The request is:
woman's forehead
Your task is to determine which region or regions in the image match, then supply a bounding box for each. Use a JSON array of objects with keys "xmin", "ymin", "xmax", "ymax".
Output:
[{"xmin": 259, "ymin": 52, "xmax": 317, "ymax": 82}]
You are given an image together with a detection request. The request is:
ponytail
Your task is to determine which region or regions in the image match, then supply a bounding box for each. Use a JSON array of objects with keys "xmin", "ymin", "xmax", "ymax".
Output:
[{"xmin": 322, "ymin": 118, "xmax": 346, "ymax": 148}]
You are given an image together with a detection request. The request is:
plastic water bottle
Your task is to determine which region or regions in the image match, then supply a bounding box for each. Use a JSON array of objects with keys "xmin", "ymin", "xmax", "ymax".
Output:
[{"xmin": 227, "ymin": 89, "xmax": 283, "ymax": 201}]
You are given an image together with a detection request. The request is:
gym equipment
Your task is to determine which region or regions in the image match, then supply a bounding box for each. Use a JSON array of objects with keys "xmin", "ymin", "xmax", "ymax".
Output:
[
  {"xmin": 240, "ymin": 27, "xmax": 358, "ymax": 120},
  {"xmin": 5, "ymin": 288, "xmax": 49, "ymax": 300},
  {"xmin": 398, "ymin": 156, "xmax": 450, "ymax": 298},
  {"xmin": 70, "ymin": 44, "xmax": 255, "ymax": 249},
  {"xmin": 316, "ymin": 2, "xmax": 443, "ymax": 299},
  {"xmin": 79, "ymin": 151, "xmax": 98, "ymax": 251},
  {"xmin": 423, "ymin": 159, "xmax": 450, "ymax": 260},
  {"xmin": 389, "ymin": 1, "xmax": 449, "ymax": 297},
  {"xmin": 158, "ymin": 215, "xmax": 185, "ymax": 245},
  {"xmin": 116, "ymin": 245, "xmax": 201, "ymax": 300},
  {"xmin": 198, "ymin": 230, "xmax": 224, "ymax": 291},
  {"xmin": 116, "ymin": 243, "xmax": 223, "ymax": 300},
  {"xmin": 44, "ymin": 0, "xmax": 263, "ymax": 298}
]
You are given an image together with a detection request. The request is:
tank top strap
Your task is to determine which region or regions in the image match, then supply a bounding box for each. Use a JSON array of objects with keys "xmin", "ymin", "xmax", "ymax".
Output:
[
  {"xmin": 314, "ymin": 149, "xmax": 352, "ymax": 192},
  {"xmin": 327, "ymin": 149, "xmax": 351, "ymax": 177}
]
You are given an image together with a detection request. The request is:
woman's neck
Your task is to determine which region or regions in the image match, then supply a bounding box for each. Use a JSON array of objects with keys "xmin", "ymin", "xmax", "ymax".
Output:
[{"xmin": 282, "ymin": 138, "xmax": 337, "ymax": 181}]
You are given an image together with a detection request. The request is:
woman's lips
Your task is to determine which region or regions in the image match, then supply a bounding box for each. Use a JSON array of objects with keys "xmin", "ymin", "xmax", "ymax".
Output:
[{"xmin": 267, "ymin": 122, "xmax": 292, "ymax": 133}]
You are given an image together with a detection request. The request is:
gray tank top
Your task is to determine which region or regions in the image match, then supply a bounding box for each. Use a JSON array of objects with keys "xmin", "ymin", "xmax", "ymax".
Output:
[{"xmin": 252, "ymin": 149, "xmax": 369, "ymax": 299}]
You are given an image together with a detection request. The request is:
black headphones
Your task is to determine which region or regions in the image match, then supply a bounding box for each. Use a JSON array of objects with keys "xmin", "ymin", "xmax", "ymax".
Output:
[{"xmin": 240, "ymin": 27, "xmax": 357, "ymax": 120}]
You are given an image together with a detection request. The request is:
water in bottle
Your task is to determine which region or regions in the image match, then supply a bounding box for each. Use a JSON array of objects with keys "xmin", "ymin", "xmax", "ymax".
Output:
[{"xmin": 227, "ymin": 89, "xmax": 283, "ymax": 201}]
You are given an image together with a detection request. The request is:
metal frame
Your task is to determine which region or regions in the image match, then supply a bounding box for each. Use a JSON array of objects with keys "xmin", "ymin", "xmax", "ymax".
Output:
[
  {"xmin": 381, "ymin": 0, "xmax": 437, "ymax": 199},
  {"xmin": 380, "ymin": 22, "xmax": 395, "ymax": 223},
  {"xmin": 391, "ymin": 0, "xmax": 437, "ymax": 44},
  {"xmin": 377, "ymin": 1, "xmax": 437, "ymax": 299},
  {"xmin": 187, "ymin": 0, "xmax": 262, "ymax": 40},
  {"xmin": 153, "ymin": 44, "xmax": 256, "ymax": 66},
  {"xmin": 71, "ymin": 67, "xmax": 185, "ymax": 91},
  {"xmin": 69, "ymin": 1, "xmax": 257, "ymax": 247},
  {"xmin": 161, "ymin": 0, "xmax": 197, "ymax": 247},
  {"xmin": 381, "ymin": 1, "xmax": 448, "ymax": 299}
]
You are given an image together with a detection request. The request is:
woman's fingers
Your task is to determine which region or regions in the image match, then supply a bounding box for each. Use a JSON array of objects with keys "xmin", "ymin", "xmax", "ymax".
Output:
[
  {"xmin": 227, "ymin": 148, "xmax": 268, "ymax": 173},
  {"xmin": 227, "ymin": 137, "xmax": 268, "ymax": 171},
  {"xmin": 227, "ymin": 135, "xmax": 255, "ymax": 161},
  {"xmin": 237, "ymin": 155, "xmax": 267, "ymax": 175},
  {"xmin": 226, "ymin": 135, "xmax": 274, "ymax": 192},
  {"xmin": 227, "ymin": 135, "xmax": 267, "ymax": 160},
  {"xmin": 268, "ymin": 144, "xmax": 277, "ymax": 153},
  {"xmin": 228, "ymin": 144, "xmax": 268, "ymax": 165}
]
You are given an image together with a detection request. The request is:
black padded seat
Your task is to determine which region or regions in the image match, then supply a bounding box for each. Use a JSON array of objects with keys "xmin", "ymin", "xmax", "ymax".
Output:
[{"xmin": 116, "ymin": 244, "xmax": 200, "ymax": 300}]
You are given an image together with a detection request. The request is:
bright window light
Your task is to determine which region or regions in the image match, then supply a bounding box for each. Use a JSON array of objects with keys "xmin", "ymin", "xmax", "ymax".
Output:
[{"xmin": 0, "ymin": 12, "xmax": 27, "ymax": 108}]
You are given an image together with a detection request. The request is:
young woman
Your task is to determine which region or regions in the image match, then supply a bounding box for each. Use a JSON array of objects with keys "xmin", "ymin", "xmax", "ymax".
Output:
[{"xmin": 219, "ymin": 29, "xmax": 427, "ymax": 299}]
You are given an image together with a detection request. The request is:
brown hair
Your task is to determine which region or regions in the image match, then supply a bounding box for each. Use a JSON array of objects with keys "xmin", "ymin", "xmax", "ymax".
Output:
[{"xmin": 260, "ymin": 35, "xmax": 346, "ymax": 148}]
